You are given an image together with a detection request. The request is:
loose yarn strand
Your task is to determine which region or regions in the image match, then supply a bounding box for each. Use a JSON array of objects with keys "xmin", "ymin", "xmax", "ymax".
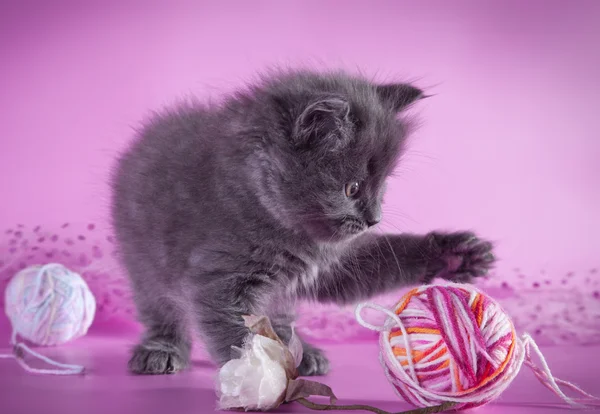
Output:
[
  {"xmin": 0, "ymin": 327, "xmax": 85, "ymax": 375},
  {"xmin": 520, "ymin": 334, "xmax": 600, "ymax": 407},
  {"xmin": 355, "ymin": 302, "xmax": 398, "ymax": 332}
]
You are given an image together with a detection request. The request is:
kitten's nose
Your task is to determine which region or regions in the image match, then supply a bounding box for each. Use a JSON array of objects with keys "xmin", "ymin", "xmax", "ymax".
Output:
[
  {"xmin": 364, "ymin": 204, "xmax": 382, "ymax": 227},
  {"xmin": 365, "ymin": 214, "xmax": 381, "ymax": 227}
]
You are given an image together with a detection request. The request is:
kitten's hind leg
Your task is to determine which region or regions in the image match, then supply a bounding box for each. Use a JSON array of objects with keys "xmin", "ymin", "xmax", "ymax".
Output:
[
  {"xmin": 272, "ymin": 316, "xmax": 330, "ymax": 377},
  {"xmin": 128, "ymin": 294, "xmax": 191, "ymax": 375},
  {"xmin": 297, "ymin": 339, "xmax": 330, "ymax": 376}
]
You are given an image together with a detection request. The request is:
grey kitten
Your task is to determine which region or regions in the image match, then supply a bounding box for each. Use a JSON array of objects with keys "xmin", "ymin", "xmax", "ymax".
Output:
[{"xmin": 110, "ymin": 69, "xmax": 495, "ymax": 376}]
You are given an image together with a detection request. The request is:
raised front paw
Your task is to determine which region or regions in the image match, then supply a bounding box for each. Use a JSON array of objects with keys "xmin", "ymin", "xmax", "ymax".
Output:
[
  {"xmin": 425, "ymin": 231, "xmax": 495, "ymax": 283},
  {"xmin": 128, "ymin": 342, "xmax": 188, "ymax": 375}
]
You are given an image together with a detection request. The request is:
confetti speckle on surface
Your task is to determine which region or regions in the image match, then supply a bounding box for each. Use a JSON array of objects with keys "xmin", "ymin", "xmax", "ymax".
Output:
[{"xmin": 0, "ymin": 222, "xmax": 599, "ymax": 345}]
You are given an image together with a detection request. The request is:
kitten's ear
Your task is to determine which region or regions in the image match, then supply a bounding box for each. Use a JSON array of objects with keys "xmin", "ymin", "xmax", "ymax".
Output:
[
  {"xmin": 294, "ymin": 96, "xmax": 351, "ymax": 150},
  {"xmin": 376, "ymin": 83, "xmax": 425, "ymax": 112}
]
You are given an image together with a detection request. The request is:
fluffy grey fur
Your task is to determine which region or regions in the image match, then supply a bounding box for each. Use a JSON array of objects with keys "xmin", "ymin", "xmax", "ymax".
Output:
[{"xmin": 110, "ymin": 69, "xmax": 495, "ymax": 376}]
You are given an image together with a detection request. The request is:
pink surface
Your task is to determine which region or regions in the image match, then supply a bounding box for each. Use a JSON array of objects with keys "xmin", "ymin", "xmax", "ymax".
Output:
[{"xmin": 1, "ymin": 317, "xmax": 599, "ymax": 414}]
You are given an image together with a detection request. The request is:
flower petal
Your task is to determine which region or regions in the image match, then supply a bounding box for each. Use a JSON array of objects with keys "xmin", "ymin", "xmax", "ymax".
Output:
[{"xmin": 288, "ymin": 324, "xmax": 304, "ymax": 368}]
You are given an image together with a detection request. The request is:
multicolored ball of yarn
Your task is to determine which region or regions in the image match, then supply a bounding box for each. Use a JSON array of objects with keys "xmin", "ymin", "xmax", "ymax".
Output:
[
  {"xmin": 356, "ymin": 283, "xmax": 598, "ymax": 410},
  {"xmin": 1, "ymin": 263, "xmax": 96, "ymax": 374}
]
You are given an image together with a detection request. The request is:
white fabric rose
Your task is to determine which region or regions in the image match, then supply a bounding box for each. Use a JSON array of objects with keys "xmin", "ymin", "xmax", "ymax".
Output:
[{"xmin": 217, "ymin": 316, "xmax": 303, "ymax": 411}]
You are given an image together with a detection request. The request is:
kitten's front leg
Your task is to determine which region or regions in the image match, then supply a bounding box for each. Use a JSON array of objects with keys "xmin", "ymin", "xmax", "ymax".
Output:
[
  {"xmin": 194, "ymin": 272, "xmax": 275, "ymax": 367},
  {"xmin": 308, "ymin": 231, "xmax": 495, "ymax": 304}
]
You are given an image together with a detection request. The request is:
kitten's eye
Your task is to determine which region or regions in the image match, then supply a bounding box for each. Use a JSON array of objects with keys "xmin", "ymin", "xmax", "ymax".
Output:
[{"xmin": 345, "ymin": 181, "xmax": 360, "ymax": 198}]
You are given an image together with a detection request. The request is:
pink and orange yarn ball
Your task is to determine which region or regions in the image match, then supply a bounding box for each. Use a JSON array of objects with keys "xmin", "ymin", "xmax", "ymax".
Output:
[{"xmin": 356, "ymin": 283, "xmax": 591, "ymax": 410}]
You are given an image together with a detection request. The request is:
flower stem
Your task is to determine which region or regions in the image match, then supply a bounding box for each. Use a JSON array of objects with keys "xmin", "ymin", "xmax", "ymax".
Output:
[{"xmin": 295, "ymin": 398, "xmax": 456, "ymax": 414}]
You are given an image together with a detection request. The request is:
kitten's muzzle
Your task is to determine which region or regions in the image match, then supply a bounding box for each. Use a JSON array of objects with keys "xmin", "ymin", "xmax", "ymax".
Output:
[{"xmin": 341, "ymin": 217, "xmax": 368, "ymax": 234}]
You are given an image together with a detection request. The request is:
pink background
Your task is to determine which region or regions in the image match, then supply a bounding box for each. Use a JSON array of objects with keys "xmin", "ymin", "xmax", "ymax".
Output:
[{"xmin": 1, "ymin": 1, "xmax": 599, "ymax": 344}]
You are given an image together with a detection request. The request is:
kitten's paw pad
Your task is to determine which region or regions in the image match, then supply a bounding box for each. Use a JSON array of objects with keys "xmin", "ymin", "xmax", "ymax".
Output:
[
  {"xmin": 430, "ymin": 232, "xmax": 495, "ymax": 283},
  {"xmin": 128, "ymin": 343, "xmax": 187, "ymax": 375},
  {"xmin": 298, "ymin": 347, "xmax": 330, "ymax": 377}
]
